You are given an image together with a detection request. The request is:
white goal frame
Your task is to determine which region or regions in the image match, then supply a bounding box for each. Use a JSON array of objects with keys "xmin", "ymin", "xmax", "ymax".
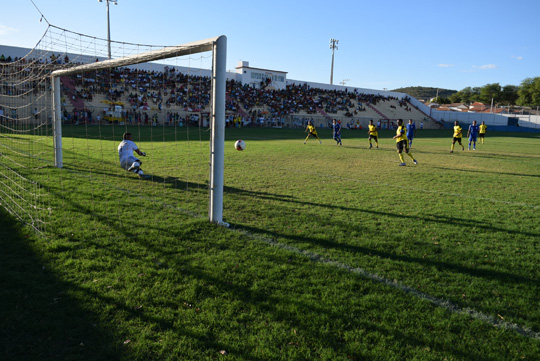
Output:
[{"xmin": 50, "ymin": 36, "xmax": 227, "ymax": 224}]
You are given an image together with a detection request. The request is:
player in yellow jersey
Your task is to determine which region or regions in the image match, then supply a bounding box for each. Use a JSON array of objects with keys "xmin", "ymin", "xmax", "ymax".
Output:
[
  {"xmin": 392, "ymin": 119, "xmax": 417, "ymax": 166},
  {"xmin": 368, "ymin": 119, "xmax": 379, "ymax": 149},
  {"xmin": 479, "ymin": 121, "xmax": 487, "ymax": 144},
  {"xmin": 451, "ymin": 120, "xmax": 465, "ymax": 153},
  {"xmin": 304, "ymin": 120, "xmax": 321, "ymax": 144}
]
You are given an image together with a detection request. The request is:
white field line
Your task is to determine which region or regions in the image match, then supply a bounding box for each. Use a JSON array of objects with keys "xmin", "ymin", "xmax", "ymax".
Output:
[
  {"xmin": 235, "ymin": 227, "xmax": 540, "ymax": 341},
  {"xmin": 284, "ymin": 167, "xmax": 540, "ymax": 209}
]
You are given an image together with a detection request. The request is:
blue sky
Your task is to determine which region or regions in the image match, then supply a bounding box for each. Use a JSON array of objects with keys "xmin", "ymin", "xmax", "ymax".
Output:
[{"xmin": 1, "ymin": 0, "xmax": 538, "ymax": 91}]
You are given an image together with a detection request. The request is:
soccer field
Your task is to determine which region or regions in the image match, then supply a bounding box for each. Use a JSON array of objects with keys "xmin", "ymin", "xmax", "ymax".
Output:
[{"xmin": 1, "ymin": 126, "xmax": 540, "ymax": 360}]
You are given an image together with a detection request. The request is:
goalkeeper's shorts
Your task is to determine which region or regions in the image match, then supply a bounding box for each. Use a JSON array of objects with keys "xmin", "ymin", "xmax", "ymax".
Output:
[{"xmin": 120, "ymin": 156, "xmax": 141, "ymax": 170}]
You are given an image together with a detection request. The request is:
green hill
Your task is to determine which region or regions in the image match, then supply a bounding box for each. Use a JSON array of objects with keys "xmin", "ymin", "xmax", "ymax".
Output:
[{"xmin": 392, "ymin": 86, "xmax": 457, "ymax": 100}]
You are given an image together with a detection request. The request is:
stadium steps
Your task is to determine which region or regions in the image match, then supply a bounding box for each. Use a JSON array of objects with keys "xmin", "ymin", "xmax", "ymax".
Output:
[
  {"xmin": 60, "ymin": 76, "xmax": 85, "ymax": 110},
  {"xmin": 316, "ymin": 107, "xmax": 334, "ymax": 121},
  {"xmin": 226, "ymin": 93, "xmax": 249, "ymax": 118},
  {"xmin": 375, "ymin": 99, "xmax": 424, "ymax": 121},
  {"xmin": 364, "ymin": 102, "xmax": 390, "ymax": 120},
  {"xmin": 405, "ymin": 99, "xmax": 444, "ymax": 128}
]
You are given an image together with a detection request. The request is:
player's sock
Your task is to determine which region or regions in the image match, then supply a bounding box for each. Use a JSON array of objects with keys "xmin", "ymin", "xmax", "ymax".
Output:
[
  {"xmin": 399, "ymin": 153, "xmax": 405, "ymax": 163},
  {"xmin": 407, "ymin": 152, "xmax": 414, "ymax": 160},
  {"xmin": 451, "ymin": 144, "xmax": 454, "ymax": 151},
  {"xmin": 468, "ymin": 142, "xmax": 471, "ymax": 150}
]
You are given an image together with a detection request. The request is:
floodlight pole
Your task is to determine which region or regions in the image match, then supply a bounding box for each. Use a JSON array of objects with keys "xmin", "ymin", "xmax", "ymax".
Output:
[
  {"xmin": 99, "ymin": 0, "xmax": 118, "ymax": 59},
  {"xmin": 329, "ymin": 38, "xmax": 339, "ymax": 85}
]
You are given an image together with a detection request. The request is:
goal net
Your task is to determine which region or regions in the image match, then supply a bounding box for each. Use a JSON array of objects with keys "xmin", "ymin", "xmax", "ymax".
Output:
[{"xmin": 0, "ymin": 25, "xmax": 226, "ymax": 238}]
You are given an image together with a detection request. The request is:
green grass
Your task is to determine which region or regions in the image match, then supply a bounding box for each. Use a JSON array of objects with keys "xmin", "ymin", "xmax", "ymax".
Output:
[{"xmin": 1, "ymin": 126, "xmax": 540, "ymax": 360}]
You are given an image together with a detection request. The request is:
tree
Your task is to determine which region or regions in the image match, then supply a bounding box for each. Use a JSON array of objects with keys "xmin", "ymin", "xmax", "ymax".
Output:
[
  {"xmin": 517, "ymin": 77, "xmax": 540, "ymax": 106},
  {"xmin": 470, "ymin": 87, "xmax": 482, "ymax": 103},
  {"xmin": 448, "ymin": 92, "xmax": 462, "ymax": 103},
  {"xmin": 500, "ymin": 85, "xmax": 519, "ymax": 105},
  {"xmin": 454, "ymin": 87, "xmax": 477, "ymax": 104},
  {"xmin": 478, "ymin": 83, "xmax": 502, "ymax": 104},
  {"xmin": 432, "ymin": 96, "xmax": 451, "ymax": 104},
  {"xmin": 446, "ymin": 84, "xmax": 519, "ymax": 106}
]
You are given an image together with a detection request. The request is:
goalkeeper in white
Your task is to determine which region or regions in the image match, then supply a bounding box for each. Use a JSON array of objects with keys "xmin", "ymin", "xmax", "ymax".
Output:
[{"xmin": 118, "ymin": 132, "xmax": 147, "ymax": 177}]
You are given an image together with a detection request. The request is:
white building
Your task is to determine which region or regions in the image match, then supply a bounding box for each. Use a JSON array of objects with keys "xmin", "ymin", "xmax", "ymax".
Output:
[{"xmin": 235, "ymin": 61, "xmax": 287, "ymax": 90}]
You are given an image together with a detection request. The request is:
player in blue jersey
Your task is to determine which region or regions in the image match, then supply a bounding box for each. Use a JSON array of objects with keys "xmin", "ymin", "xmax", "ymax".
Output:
[
  {"xmin": 332, "ymin": 119, "xmax": 342, "ymax": 145},
  {"xmin": 467, "ymin": 120, "xmax": 480, "ymax": 150},
  {"xmin": 406, "ymin": 119, "xmax": 416, "ymax": 148}
]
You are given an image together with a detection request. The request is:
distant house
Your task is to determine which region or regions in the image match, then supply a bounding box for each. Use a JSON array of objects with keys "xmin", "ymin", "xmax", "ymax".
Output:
[
  {"xmin": 445, "ymin": 103, "xmax": 468, "ymax": 112},
  {"xmin": 469, "ymin": 102, "xmax": 487, "ymax": 112},
  {"xmin": 435, "ymin": 103, "xmax": 468, "ymax": 112}
]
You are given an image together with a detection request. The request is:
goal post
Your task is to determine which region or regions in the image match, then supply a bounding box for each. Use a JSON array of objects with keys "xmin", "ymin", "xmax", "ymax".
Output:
[
  {"xmin": 50, "ymin": 35, "xmax": 227, "ymax": 224},
  {"xmin": 209, "ymin": 36, "xmax": 227, "ymax": 225}
]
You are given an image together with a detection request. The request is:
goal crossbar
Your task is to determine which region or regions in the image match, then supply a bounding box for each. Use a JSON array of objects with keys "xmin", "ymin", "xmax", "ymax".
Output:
[
  {"xmin": 50, "ymin": 36, "xmax": 221, "ymax": 77},
  {"xmin": 51, "ymin": 35, "xmax": 227, "ymax": 224}
]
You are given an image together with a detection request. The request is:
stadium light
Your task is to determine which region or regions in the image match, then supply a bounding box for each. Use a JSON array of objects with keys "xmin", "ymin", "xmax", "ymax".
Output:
[
  {"xmin": 98, "ymin": 0, "xmax": 118, "ymax": 59},
  {"xmin": 329, "ymin": 38, "xmax": 339, "ymax": 85}
]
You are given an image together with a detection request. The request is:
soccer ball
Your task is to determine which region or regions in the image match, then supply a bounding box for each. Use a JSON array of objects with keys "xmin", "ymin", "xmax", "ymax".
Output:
[{"xmin": 235, "ymin": 139, "xmax": 246, "ymax": 151}]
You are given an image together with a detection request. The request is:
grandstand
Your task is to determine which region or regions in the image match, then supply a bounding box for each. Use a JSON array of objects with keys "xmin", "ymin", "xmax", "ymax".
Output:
[
  {"xmin": 4, "ymin": 41, "xmax": 533, "ymax": 131},
  {"xmin": 0, "ymin": 44, "xmax": 444, "ymax": 131}
]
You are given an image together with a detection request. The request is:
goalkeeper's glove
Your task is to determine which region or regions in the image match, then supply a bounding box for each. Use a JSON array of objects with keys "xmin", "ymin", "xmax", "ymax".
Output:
[{"xmin": 141, "ymin": 152, "xmax": 146, "ymax": 156}]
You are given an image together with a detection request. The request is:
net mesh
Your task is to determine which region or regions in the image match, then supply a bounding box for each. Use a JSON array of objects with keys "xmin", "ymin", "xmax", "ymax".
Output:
[{"xmin": 0, "ymin": 24, "xmax": 219, "ymax": 238}]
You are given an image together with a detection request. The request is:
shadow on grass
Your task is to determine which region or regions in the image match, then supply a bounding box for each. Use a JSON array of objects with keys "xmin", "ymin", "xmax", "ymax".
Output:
[
  {"xmin": 48, "ymin": 164, "xmax": 540, "ymax": 291},
  {"xmin": 224, "ymin": 186, "xmax": 540, "ymax": 238},
  {"xmin": 221, "ymin": 187, "xmax": 540, "ymax": 294},
  {"xmin": 159, "ymin": 239, "xmax": 496, "ymax": 361},
  {"xmin": 238, "ymin": 220, "xmax": 539, "ymax": 289},
  {"xmin": 65, "ymin": 217, "xmax": 497, "ymax": 361},
  {"xmin": 4, "ymin": 184, "xmax": 529, "ymax": 359},
  {"xmin": 20, "ymin": 161, "xmax": 538, "ymax": 358},
  {"xmin": 431, "ymin": 165, "xmax": 540, "ymax": 178},
  {"xmin": 0, "ymin": 208, "xmax": 124, "ymax": 361},
  {"xmin": 46, "ymin": 163, "xmax": 540, "ymax": 289}
]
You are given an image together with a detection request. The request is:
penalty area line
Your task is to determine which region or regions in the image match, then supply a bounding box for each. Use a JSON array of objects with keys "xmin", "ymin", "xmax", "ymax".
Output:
[{"xmin": 234, "ymin": 227, "xmax": 540, "ymax": 341}]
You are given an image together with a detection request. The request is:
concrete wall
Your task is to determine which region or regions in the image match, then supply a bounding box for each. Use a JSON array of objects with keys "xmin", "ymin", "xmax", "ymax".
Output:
[
  {"xmin": 430, "ymin": 110, "xmax": 510, "ymax": 127},
  {"xmin": 286, "ymin": 78, "xmax": 407, "ymax": 98},
  {"xmin": 504, "ymin": 114, "xmax": 540, "ymax": 129}
]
